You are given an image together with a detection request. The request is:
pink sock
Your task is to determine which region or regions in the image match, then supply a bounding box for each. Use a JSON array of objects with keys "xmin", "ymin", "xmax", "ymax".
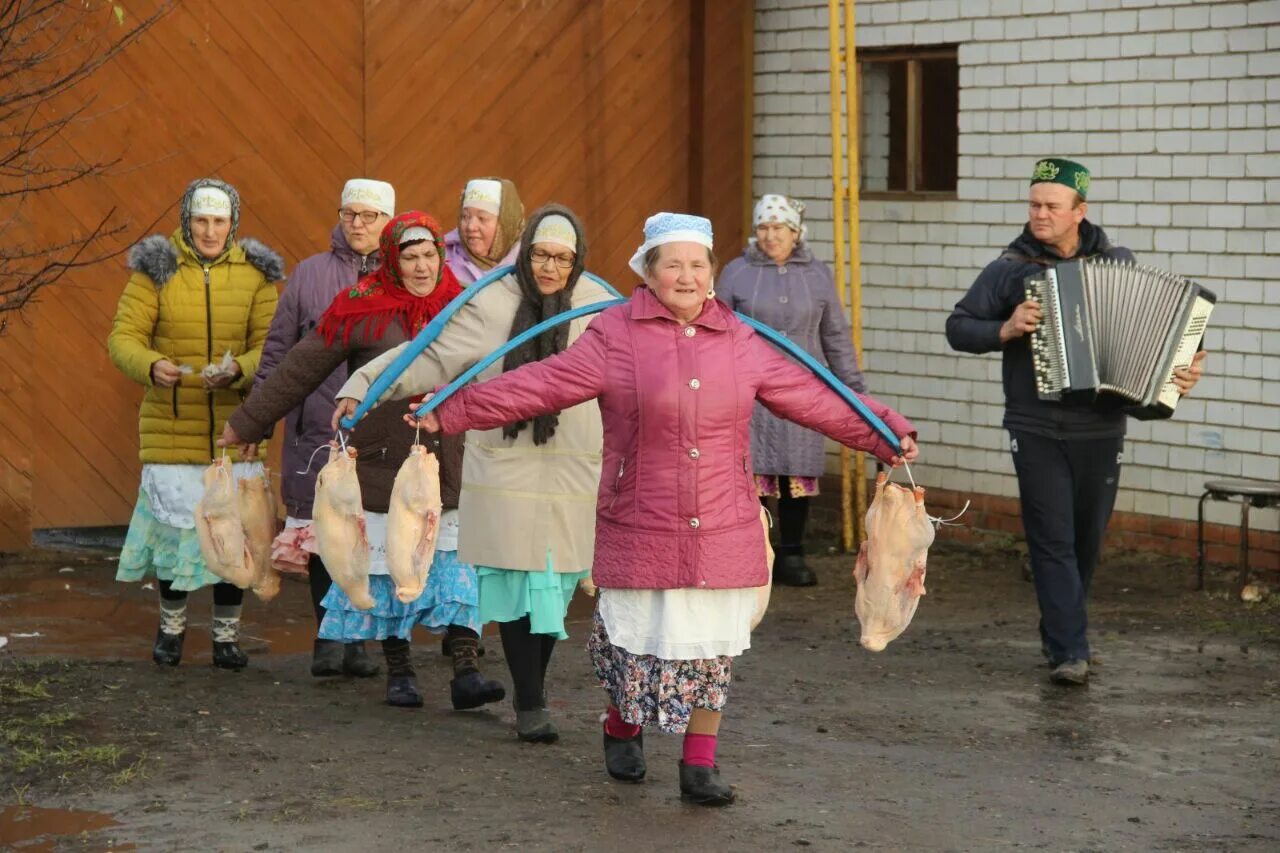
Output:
[
  {"xmin": 604, "ymin": 706, "xmax": 641, "ymax": 739},
  {"xmin": 682, "ymin": 732, "xmax": 717, "ymax": 768}
]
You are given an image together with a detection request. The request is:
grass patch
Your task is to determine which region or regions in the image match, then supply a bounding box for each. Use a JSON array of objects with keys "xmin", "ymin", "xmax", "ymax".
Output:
[
  {"xmin": 0, "ymin": 676, "xmax": 52, "ymax": 704},
  {"xmin": 111, "ymin": 753, "xmax": 149, "ymax": 786},
  {"xmin": 0, "ymin": 662, "xmax": 142, "ymax": 789}
]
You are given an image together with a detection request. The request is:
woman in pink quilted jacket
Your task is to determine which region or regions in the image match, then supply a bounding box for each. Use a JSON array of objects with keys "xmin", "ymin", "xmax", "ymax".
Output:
[{"xmin": 412, "ymin": 213, "xmax": 919, "ymax": 807}]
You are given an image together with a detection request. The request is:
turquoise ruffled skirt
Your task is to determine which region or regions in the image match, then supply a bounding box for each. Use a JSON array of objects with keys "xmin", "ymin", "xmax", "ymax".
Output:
[
  {"xmin": 476, "ymin": 549, "xmax": 587, "ymax": 640},
  {"xmin": 318, "ymin": 548, "xmax": 480, "ymax": 641},
  {"xmin": 117, "ymin": 489, "xmax": 222, "ymax": 592}
]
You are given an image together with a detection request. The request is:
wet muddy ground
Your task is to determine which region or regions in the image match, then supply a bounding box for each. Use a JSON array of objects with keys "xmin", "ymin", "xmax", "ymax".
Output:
[{"xmin": 1, "ymin": 536, "xmax": 1277, "ymax": 852}]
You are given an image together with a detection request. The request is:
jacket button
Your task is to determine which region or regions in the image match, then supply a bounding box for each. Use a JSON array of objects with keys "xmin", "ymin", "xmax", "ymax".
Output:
[
  {"xmin": 688, "ymin": 378, "xmax": 700, "ymax": 390},
  {"xmin": 688, "ymin": 448, "xmax": 699, "ymax": 459},
  {"xmin": 689, "ymin": 517, "xmax": 700, "ymax": 529},
  {"xmin": 779, "ymin": 295, "xmax": 789, "ymax": 303},
  {"xmin": 700, "ymin": 580, "xmax": 707, "ymax": 587},
  {"xmin": 683, "ymin": 326, "xmax": 696, "ymax": 338}
]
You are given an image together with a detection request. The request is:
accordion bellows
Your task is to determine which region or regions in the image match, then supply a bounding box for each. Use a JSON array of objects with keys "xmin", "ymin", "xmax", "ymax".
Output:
[{"xmin": 1025, "ymin": 258, "xmax": 1215, "ymax": 420}]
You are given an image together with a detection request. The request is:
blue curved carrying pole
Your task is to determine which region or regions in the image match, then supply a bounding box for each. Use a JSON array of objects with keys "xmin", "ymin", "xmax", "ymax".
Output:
[
  {"xmin": 734, "ymin": 313, "xmax": 901, "ymax": 454},
  {"xmin": 414, "ymin": 298, "xmax": 627, "ymax": 417},
  {"xmin": 347, "ymin": 259, "xmax": 898, "ymax": 453},
  {"xmin": 340, "ymin": 264, "xmax": 517, "ymax": 429}
]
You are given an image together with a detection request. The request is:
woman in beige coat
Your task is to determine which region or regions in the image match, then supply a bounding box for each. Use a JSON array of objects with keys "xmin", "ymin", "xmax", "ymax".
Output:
[{"xmin": 334, "ymin": 205, "xmax": 610, "ymax": 743}]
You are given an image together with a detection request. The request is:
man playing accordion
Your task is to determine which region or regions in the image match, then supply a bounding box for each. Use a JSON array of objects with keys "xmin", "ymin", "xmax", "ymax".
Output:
[{"xmin": 945, "ymin": 158, "xmax": 1207, "ymax": 686}]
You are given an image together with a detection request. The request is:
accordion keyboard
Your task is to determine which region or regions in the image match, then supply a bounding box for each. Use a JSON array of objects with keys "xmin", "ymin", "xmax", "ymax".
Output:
[{"xmin": 1026, "ymin": 277, "xmax": 1069, "ymax": 400}]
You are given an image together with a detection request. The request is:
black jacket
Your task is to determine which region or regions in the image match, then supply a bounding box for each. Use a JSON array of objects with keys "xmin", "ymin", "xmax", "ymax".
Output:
[{"xmin": 945, "ymin": 220, "xmax": 1136, "ymax": 440}]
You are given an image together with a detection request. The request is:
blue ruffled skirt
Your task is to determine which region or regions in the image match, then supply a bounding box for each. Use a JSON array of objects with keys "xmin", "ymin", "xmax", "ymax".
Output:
[{"xmin": 317, "ymin": 548, "xmax": 480, "ymax": 641}]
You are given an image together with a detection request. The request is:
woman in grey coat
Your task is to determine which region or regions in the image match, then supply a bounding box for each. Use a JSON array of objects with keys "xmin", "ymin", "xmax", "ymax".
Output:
[{"xmin": 714, "ymin": 194, "xmax": 866, "ymax": 586}]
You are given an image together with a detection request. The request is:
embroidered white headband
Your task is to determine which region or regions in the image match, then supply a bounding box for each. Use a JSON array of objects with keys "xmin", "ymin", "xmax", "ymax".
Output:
[
  {"xmin": 189, "ymin": 187, "xmax": 232, "ymax": 217},
  {"xmin": 628, "ymin": 212, "xmax": 714, "ymax": 277},
  {"xmin": 531, "ymin": 214, "xmax": 577, "ymax": 252},
  {"xmin": 462, "ymin": 179, "xmax": 502, "ymax": 216},
  {"xmin": 341, "ymin": 179, "xmax": 395, "ymax": 217},
  {"xmin": 398, "ymin": 226, "xmax": 434, "ymax": 245}
]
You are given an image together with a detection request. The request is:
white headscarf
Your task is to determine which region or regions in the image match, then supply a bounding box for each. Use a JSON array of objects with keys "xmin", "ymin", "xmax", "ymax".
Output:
[
  {"xmin": 461, "ymin": 179, "xmax": 502, "ymax": 216},
  {"xmin": 341, "ymin": 179, "xmax": 395, "ymax": 216},
  {"xmin": 530, "ymin": 214, "xmax": 578, "ymax": 252},
  {"xmin": 753, "ymin": 193, "xmax": 805, "ymax": 239}
]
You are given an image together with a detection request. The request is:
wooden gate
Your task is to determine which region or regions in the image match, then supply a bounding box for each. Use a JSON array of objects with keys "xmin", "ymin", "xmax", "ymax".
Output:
[{"xmin": 0, "ymin": 0, "xmax": 751, "ymax": 549}]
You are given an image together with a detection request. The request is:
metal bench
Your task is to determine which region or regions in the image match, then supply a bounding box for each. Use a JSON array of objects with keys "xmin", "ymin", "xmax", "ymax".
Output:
[{"xmin": 1196, "ymin": 479, "xmax": 1280, "ymax": 591}]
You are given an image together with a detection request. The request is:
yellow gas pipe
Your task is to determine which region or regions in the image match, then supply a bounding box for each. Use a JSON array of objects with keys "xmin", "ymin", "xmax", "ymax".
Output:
[{"xmin": 828, "ymin": 0, "xmax": 866, "ymax": 551}]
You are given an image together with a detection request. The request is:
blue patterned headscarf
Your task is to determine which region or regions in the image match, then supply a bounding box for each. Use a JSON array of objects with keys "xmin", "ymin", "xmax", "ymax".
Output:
[{"xmin": 628, "ymin": 212, "xmax": 714, "ymax": 277}]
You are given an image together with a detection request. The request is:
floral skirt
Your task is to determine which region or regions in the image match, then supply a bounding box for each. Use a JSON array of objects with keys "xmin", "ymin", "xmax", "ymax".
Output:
[
  {"xmin": 588, "ymin": 608, "xmax": 731, "ymax": 734},
  {"xmin": 117, "ymin": 490, "xmax": 223, "ymax": 592},
  {"xmin": 317, "ymin": 549, "xmax": 480, "ymax": 641},
  {"xmin": 755, "ymin": 474, "xmax": 820, "ymax": 499}
]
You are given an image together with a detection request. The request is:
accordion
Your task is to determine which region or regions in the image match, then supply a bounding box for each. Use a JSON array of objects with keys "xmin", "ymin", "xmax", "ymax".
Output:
[{"xmin": 1024, "ymin": 258, "xmax": 1215, "ymax": 420}]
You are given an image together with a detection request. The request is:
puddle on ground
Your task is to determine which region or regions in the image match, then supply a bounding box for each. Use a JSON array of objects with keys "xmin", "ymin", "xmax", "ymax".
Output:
[
  {"xmin": 0, "ymin": 804, "xmax": 126, "ymax": 850},
  {"xmin": 0, "ymin": 553, "xmax": 596, "ymax": 661},
  {"xmin": 0, "ymin": 556, "xmax": 318, "ymax": 661}
]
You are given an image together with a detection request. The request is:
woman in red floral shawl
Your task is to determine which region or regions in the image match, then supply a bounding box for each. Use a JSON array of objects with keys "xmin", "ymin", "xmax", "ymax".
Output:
[{"xmin": 221, "ymin": 212, "xmax": 506, "ymax": 711}]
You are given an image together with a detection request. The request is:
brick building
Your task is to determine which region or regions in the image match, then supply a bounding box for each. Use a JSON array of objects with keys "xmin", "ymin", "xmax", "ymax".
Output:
[{"xmin": 752, "ymin": 0, "xmax": 1279, "ymax": 568}]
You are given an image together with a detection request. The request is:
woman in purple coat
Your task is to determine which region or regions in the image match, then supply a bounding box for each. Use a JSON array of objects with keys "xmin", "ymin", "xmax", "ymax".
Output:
[
  {"xmin": 255, "ymin": 178, "xmax": 392, "ymax": 677},
  {"xmin": 411, "ymin": 213, "xmax": 918, "ymax": 807},
  {"xmin": 715, "ymin": 194, "xmax": 867, "ymax": 587}
]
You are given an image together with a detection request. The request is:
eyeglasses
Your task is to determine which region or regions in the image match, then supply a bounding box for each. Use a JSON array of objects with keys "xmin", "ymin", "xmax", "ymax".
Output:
[
  {"xmin": 339, "ymin": 209, "xmax": 383, "ymax": 226},
  {"xmin": 530, "ymin": 249, "xmax": 575, "ymax": 270}
]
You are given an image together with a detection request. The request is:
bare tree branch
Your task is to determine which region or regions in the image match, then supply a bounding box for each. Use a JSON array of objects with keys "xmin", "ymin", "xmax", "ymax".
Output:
[{"xmin": 0, "ymin": 0, "xmax": 172, "ymax": 332}]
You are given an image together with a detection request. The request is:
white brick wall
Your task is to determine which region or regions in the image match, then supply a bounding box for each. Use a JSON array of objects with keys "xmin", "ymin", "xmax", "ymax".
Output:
[{"xmin": 753, "ymin": 0, "xmax": 1279, "ymax": 532}]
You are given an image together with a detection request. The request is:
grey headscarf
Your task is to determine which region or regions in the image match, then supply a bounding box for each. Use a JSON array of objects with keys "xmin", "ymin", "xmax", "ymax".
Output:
[{"xmin": 179, "ymin": 177, "xmax": 241, "ymax": 257}]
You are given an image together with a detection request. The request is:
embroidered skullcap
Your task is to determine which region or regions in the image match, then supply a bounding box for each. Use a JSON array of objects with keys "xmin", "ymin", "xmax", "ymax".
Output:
[
  {"xmin": 530, "ymin": 214, "xmax": 578, "ymax": 253},
  {"xmin": 628, "ymin": 212, "xmax": 714, "ymax": 278},
  {"xmin": 398, "ymin": 226, "xmax": 433, "ymax": 246},
  {"xmin": 341, "ymin": 179, "xmax": 395, "ymax": 216},
  {"xmin": 1030, "ymin": 158, "xmax": 1090, "ymax": 199},
  {"xmin": 190, "ymin": 186, "xmax": 233, "ymax": 217},
  {"xmin": 753, "ymin": 193, "xmax": 805, "ymax": 237},
  {"xmin": 462, "ymin": 179, "xmax": 503, "ymax": 216}
]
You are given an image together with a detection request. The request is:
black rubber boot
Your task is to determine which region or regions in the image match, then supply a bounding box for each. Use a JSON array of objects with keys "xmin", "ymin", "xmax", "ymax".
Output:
[
  {"xmin": 386, "ymin": 674, "xmax": 424, "ymax": 707},
  {"xmin": 604, "ymin": 729, "xmax": 646, "ymax": 782},
  {"xmin": 772, "ymin": 553, "xmax": 817, "ymax": 587},
  {"xmin": 311, "ymin": 639, "xmax": 344, "ymax": 677},
  {"xmin": 679, "ymin": 761, "xmax": 735, "ymax": 806},
  {"xmin": 152, "ymin": 628, "xmax": 184, "ymax": 667},
  {"xmin": 448, "ymin": 637, "xmax": 505, "ymax": 710},
  {"xmin": 451, "ymin": 671, "xmax": 506, "ymax": 710},
  {"xmin": 342, "ymin": 642, "xmax": 381, "ymax": 678},
  {"xmin": 212, "ymin": 641, "xmax": 249, "ymax": 671}
]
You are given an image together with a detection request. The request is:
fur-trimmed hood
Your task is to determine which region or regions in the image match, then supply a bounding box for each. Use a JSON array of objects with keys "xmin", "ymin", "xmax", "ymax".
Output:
[{"xmin": 127, "ymin": 231, "xmax": 285, "ymax": 287}]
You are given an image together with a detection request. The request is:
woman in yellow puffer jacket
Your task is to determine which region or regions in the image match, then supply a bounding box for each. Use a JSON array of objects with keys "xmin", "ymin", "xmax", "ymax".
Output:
[{"xmin": 108, "ymin": 178, "xmax": 283, "ymax": 671}]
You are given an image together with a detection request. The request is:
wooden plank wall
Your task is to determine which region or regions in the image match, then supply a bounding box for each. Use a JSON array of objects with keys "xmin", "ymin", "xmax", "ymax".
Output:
[{"xmin": 0, "ymin": 0, "xmax": 751, "ymax": 550}]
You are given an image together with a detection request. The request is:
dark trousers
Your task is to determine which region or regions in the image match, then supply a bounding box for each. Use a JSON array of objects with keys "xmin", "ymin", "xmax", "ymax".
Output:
[
  {"xmin": 159, "ymin": 579, "xmax": 243, "ymax": 606},
  {"xmin": 759, "ymin": 476, "xmax": 810, "ymax": 557},
  {"xmin": 307, "ymin": 554, "xmax": 331, "ymax": 624},
  {"xmin": 1009, "ymin": 431, "xmax": 1122, "ymax": 665},
  {"xmin": 499, "ymin": 616, "xmax": 556, "ymax": 710}
]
